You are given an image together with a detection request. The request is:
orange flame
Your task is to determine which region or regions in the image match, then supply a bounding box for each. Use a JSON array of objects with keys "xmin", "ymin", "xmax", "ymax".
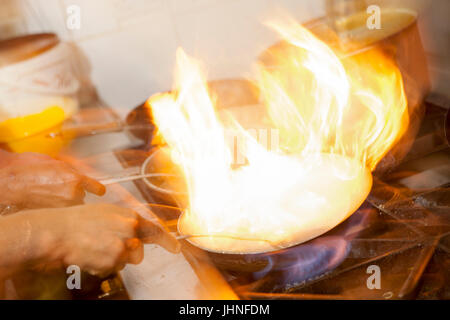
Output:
[{"xmin": 148, "ymin": 19, "xmax": 408, "ymax": 254}]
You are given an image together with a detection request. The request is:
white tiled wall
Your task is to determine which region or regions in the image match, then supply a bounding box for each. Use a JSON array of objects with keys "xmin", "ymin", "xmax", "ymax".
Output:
[
  {"xmin": 13, "ymin": 0, "xmax": 450, "ymax": 109},
  {"xmin": 18, "ymin": 0, "xmax": 325, "ymax": 110}
]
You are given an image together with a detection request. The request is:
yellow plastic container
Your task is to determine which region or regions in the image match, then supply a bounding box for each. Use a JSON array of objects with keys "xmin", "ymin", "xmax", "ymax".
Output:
[
  {"xmin": 0, "ymin": 36, "xmax": 79, "ymax": 155},
  {"xmin": 0, "ymin": 106, "xmax": 72, "ymax": 156}
]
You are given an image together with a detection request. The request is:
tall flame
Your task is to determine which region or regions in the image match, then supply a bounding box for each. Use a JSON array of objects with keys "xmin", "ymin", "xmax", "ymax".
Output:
[{"xmin": 148, "ymin": 19, "xmax": 408, "ymax": 254}]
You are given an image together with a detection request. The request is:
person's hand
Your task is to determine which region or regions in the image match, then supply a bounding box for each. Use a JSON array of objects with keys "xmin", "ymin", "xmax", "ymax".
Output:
[
  {"xmin": 0, "ymin": 151, "xmax": 105, "ymax": 209},
  {"xmin": 0, "ymin": 203, "xmax": 180, "ymax": 278}
]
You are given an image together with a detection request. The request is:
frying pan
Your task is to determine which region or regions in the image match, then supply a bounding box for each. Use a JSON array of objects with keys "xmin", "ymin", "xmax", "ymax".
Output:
[
  {"xmin": 138, "ymin": 147, "xmax": 372, "ymax": 256},
  {"xmin": 126, "ymin": 8, "xmax": 430, "ymax": 261}
]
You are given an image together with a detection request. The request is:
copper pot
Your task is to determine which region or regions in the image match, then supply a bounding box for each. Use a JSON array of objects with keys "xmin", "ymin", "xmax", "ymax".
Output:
[{"xmin": 259, "ymin": 8, "xmax": 430, "ymax": 175}]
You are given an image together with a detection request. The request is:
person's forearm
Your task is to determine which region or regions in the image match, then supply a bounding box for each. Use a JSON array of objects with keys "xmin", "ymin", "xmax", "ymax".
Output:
[
  {"xmin": 0, "ymin": 150, "xmax": 20, "ymax": 206},
  {"xmin": 0, "ymin": 211, "xmax": 54, "ymax": 279},
  {"xmin": 0, "ymin": 149, "xmax": 12, "ymax": 168},
  {"xmin": 0, "ymin": 214, "xmax": 34, "ymax": 278},
  {"xmin": 0, "ymin": 170, "xmax": 18, "ymax": 206},
  {"xmin": 0, "ymin": 151, "xmax": 16, "ymax": 206}
]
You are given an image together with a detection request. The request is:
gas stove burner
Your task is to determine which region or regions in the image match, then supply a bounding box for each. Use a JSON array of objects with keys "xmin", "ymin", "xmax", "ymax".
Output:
[
  {"xmin": 118, "ymin": 93, "xmax": 450, "ymax": 299},
  {"xmin": 203, "ymin": 203, "xmax": 372, "ymax": 289},
  {"xmin": 254, "ymin": 236, "xmax": 350, "ymax": 290}
]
